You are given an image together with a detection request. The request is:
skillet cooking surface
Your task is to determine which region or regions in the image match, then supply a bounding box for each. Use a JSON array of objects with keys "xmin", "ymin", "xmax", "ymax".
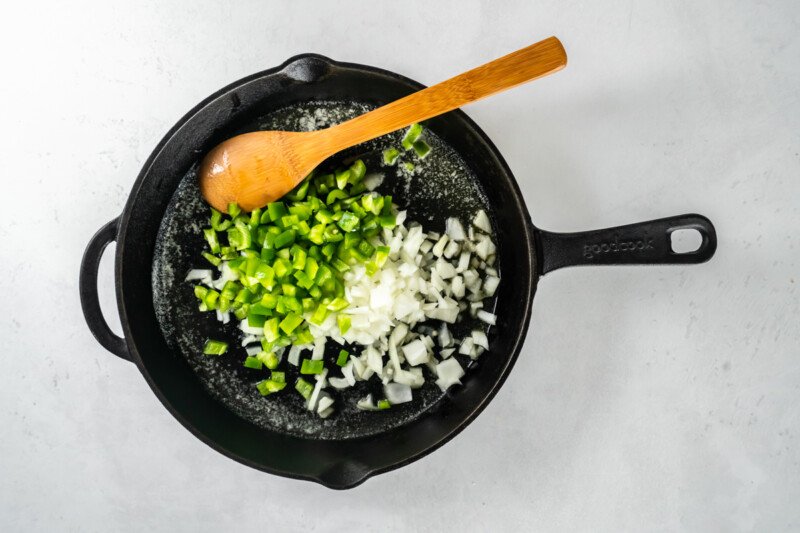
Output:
[{"xmin": 152, "ymin": 101, "xmax": 498, "ymax": 440}]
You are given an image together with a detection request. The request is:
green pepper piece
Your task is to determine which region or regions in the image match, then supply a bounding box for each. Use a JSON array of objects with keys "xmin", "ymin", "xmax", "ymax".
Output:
[
  {"xmin": 228, "ymin": 202, "xmax": 242, "ymax": 218},
  {"xmin": 263, "ymin": 318, "xmax": 280, "ymax": 343},
  {"xmin": 203, "ymin": 340, "xmax": 228, "ymax": 355},
  {"xmin": 300, "ymin": 359, "xmax": 325, "ymax": 375},
  {"xmin": 201, "ymin": 252, "xmax": 221, "ymax": 267},
  {"xmin": 243, "ymin": 356, "xmax": 263, "ymax": 369},
  {"xmin": 337, "ymin": 314, "xmax": 351, "ymax": 335},
  {"xmin": 383, "ymin": 148, "xmax": 400, "ymax": 165},
  {"xmin": 401, "ymin": 123, "xmax": 423, "ymax": 150},
  {"xmin": 203, "ymin": 228, "xmax": 221, "ymax": 253},
  {"xmin": 413, "ymin": 140, "xmax": 431, "ymax": 159},
  {"xmin": 295, "ymin": 378, "xmax": 314, "ymax": 399},
  {"xmin": 337, "ymin": 212, "xmax": 360, "ymax": 232}
]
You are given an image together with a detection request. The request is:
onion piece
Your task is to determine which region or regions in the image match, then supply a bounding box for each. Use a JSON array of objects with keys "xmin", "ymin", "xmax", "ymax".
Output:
[
  {"xmin": 312, "ymin": 338, "xmax": 325, "ymax": 360},
  {"xmin": 401, "ymin": 339, "xmax": 429, "ymax": 366},
  {"xmin": 473, "ymin": 210, "xmax": 492, "ymax": 233},
  {"xmin": 342, "ymin": 361, "xmax": 356, "ymax": 386},
  {"xmin": 287, "ymin": 345, "xmax": 302, "ymax": 366},
  {"xmin": 438, "ymin": 323, "xmax": 453, "ymax": 348},
  {"xmin": 459, "ymin": 337, "xmax": 475, "ymax": 356},
  {"xmin": 435, "ymin": 259, "xmax": 457, "ymax": 280},
  {"xmin": 484, "ymin": 275, "xmax": 500, "ymax": 297},
  {"xmin": 435, "ymin": 358, "xmax": 465, "ymax": 391},
  {"xmin": 357, "ymin": 394, "xmax": 379, "ymax": 411},
  {"xmin": 432, "ymin": 235, "xmax": 449, "ymax": 257},
  {"xmin": 445, "ymin": 217, "xmax": 466, "ymax": 241},
  {"xmin": 384, "ymin": 382, "xmax": 413, "ymax": 404},
  {"xmin": 240, "ymin": 334, "xmax": 259, "ymax": 347},
  {"xmin": 475, "ymin": 236, "xmax": 497, "ymax": 260},
  {"xmin": 316, "ymin": 392, "xmax": 334, "ymax": 414},
  {"xmin": 443, "ymin": 240, "xmax": 460, "ymax": 259},
  {"xmin": 239, "ymin": 320, "xmax": 264, "ymax": 336},
  {"xmin": 456, "ymin": 251, "xmax": 471, "ymax": 273},
  {"xmin": 350, "ymin": 355, "xmax": 366, "ymax": 380},
  {"xmin": 451, "ymin": 275, "xmax": 465, "ymax": 299},
  {"xmin": 328, "ymin": 376, "xmax": 351, "ymax": 389},
  {"xmin": 185, "ymin": 269, "xmax": 213, "ymax": 282},
  {"xmin": 366, "ymin": 345, "xmax": 383, "ymax": 373},
  {"xmin": 393, "ymin": 368, "xmax": 425, "ymax": 388},
  {"xmin": 471, "ymin": 330, "xmax": 489, "ymax": 350},
  {"xmin": 307, "ymin": 369, "xmax": 328, "ymax": 411},
  {"xmin": 363, "ymin": 173, "xmax": 384, "ymax": 191},
  {"xmin": 477, "ymin": 310, "xmax": 497, "ymax": 325}
]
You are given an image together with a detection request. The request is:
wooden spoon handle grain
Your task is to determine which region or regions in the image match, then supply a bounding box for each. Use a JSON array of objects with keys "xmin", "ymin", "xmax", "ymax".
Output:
[{"xmin": 323, "ymin": 36, "xmax": 567, "ymax": 152}]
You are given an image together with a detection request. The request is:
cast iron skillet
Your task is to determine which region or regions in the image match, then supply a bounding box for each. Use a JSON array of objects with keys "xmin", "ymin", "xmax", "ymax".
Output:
[{"xmin": 79, "ymin": 54, "xmax": 717, "ymax": 489}]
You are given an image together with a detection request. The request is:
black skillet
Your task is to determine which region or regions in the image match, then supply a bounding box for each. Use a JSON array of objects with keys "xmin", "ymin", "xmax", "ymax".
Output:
[{"xmin": 80, "ymin": 54, "xmax": 717, "ymax": 489}]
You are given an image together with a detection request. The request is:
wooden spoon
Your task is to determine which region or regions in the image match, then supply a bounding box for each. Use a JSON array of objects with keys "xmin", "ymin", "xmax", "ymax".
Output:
[{"xmin": 200, "ymin": 36, "xmax": 567, "ymax": 212}]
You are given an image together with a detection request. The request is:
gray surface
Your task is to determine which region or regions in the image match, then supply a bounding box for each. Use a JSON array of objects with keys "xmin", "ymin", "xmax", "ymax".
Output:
[{"xmin": 1, "ymin": 1, "xmax": 798, "ymax": 531}]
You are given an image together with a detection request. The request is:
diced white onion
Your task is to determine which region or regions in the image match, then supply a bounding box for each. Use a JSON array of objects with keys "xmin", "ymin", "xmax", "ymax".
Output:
[
  {"xmin": 435, "ymin": 358, "xmax": 465, "ymax": 391},
  {"xmin": 288, "ymin": 345, "xmax": 302, "ymax": 366},
  {"xmin": 342, "ymin": 361, "xmax": 356, "ymax": 386},
  {"xmin": 185, "ymin": 269, "xmax": 213, "ymax": 282},
  {"xmin": 473, "ymin": 210, "xmax": 492, "ymax": 233},
  {"xmin": 432, "ymin": 235, "xmax": 448, "ymax": 257},
  {"xmin": 401, "ymin": 339, "xmax": 429, "ymax": 366},
  {"xmin": 451, "ymin": 275, "xmax": 465, "ymax": 299},
  {"xmin": 366, "ymin": 345, "xmax": 383, "ymax": 373},
  {"xmin": 384, "ymin": 382, "xmax": 413, "ymax": 404},
  {"xmin": 471, "ymin": 330, "xmax": 489, "ymax": 350},
  {"xmin": 316, "ymin": 393, "xmax": 334, "ymax": 414},
  {"xmin": 312, "ymin": 338, "xmax": 325, "ymax": 360},
  {"xmin": 363, "ymin": 173, "xmax": 384, "ymax": 191},
  {"xmin": 477, "ymin": 310, "xmax": 497, "ymax": 325},
  {"xmin": 435, "ymin": 259, "xmax": 457, "ymax": 280},
  {"xmin": 240, "ymin": 334, "xmax": 259, "ymax": 347},
  {"xmin": 308, "ymin": 369, "xmax": 328, "ymax": 411},
  {"xmin": 439, "ymin": 323, "xmax": 453, "ymax": 347},
  {"xmin": 239, "ymin": 320, "xmax": 264, "ymax": 336},
  {"xmin": 445, "ymin": 217, "xmax": 466, "ymax": 241},
  {"xmin": 329, "ymin": 376, "xmax": 351, "ymax": 389},
  {"xmin": 459, "ymin": 337, "xmax": 475, "ymax": 356},
  {"xmin": 456, "ymin": 251, "xmax": 471, "ymax": 273},
  {"xmin": 484, "ymin": 275, "xmax": 500, "ymax": 297},
  {"xmin": 443, "ymin": 240, "xmax": 460, "ymax": 259},
  {"xmin": 475, "ymin": 236, "xmax": 497, "ymax": 260}
]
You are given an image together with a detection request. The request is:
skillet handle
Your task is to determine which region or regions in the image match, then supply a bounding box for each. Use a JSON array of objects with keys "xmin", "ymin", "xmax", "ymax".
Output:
[
  {"xmin": 536, "ymin": 214, "xmax": 716, "ymax": 275},
  {"xmin": 80, "ymin": 217, "xmax": 132, "ymax": 361}
]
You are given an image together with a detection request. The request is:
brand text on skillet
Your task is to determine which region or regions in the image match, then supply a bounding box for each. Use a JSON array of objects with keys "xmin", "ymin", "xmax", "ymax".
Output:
[{"xmin": 583, "ymin": 237, "xmax": 654, "ymax": 259}]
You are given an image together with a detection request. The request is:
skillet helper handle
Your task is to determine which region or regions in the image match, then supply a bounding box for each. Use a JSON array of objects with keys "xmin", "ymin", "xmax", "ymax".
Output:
[
  {"xmin": 536, "ymin": 214, "xmax": 717, "ymax": 275},
  {"xmin": 80, "ymin": 217, "xmax": 132, "ymax": 361}
]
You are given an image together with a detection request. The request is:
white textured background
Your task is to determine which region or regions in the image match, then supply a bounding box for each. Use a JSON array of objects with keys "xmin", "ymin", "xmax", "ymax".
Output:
[{"xmin": 1, "ymin": 1, "xmax": 798, "ymax": 531}]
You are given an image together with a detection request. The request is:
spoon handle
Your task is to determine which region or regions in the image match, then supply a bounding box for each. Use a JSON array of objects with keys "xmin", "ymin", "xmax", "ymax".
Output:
[{"xmin": 322, "ymin": 36, "xmax": 567, "ymax": 153}]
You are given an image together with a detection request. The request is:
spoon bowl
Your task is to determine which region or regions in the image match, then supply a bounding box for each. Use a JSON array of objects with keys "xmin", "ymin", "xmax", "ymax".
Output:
[{"xmin": 199, "ymin": 130, "xmax": 327, "ymax": 211}]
